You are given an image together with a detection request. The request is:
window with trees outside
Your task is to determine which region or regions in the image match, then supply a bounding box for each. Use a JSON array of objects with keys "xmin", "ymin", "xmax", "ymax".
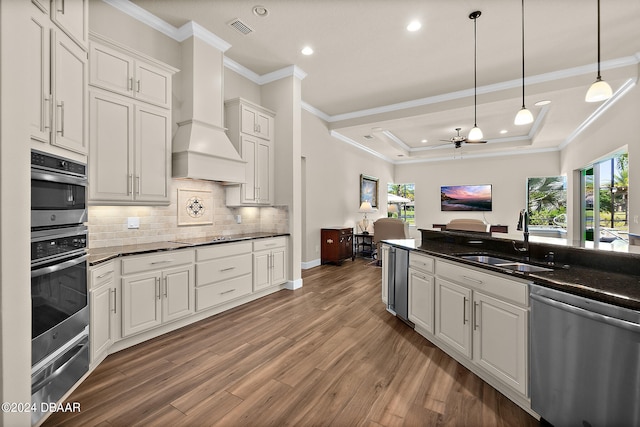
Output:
[
  {"xmin": 581, "ymin": 152, "xmax": 628, "ymax": 245},
  {"xmin": 527, "ymin": 176, "xmax": 567, "ymax": 239},
  {"xmin": 388, "ymin": 183, "xmax": 415, "ymax": 225}
]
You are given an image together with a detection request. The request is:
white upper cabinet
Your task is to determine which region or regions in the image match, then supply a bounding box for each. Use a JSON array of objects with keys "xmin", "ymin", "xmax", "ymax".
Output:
[
  {"xmin": 28, "ymin": 1, "xmax": 88, "ymax": 157},
  {"xmin": 51, "ymin": 0, "xmax": 88, "ymax": 48},
  {"xmin": 225, "ymin": 98, "xmax": 276, "ymax": 206},
  {"xmin": 89, "ymin": 40, "xmax": 173, "ymax": 109}
]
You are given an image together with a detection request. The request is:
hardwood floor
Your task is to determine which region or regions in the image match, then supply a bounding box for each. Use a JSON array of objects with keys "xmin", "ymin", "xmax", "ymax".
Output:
[{"xmin": 44, "ymin": 258, "xmax": 539, "ymax": 426}]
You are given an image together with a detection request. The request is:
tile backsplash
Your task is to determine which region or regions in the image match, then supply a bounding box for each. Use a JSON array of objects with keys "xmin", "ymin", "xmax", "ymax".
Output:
[{"xmin": 88, "ymin": 179, "xmax": 289, "ymax": 248}]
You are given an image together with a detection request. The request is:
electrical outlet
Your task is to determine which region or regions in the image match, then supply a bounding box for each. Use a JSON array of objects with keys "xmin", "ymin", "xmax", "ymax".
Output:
[
  {"xmin": 235, "ymin": 215, "xmax": 242, "ymax": 224},
  {"xmin": 127, "ymin": 217, "xmax": 140, "ymax": 229},
  {"xmin": 634, "ymin": 215, "xmax": 639, "ymax": 224}
]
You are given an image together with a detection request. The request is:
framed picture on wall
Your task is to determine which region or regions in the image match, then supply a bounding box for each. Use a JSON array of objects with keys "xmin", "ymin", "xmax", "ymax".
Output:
[{"xmin": 360, "ymin": 174, "xmax": 379, "ymax": 208}]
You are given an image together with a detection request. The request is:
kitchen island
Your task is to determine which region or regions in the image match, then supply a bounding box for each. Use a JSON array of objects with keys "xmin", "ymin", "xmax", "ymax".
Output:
[{"xmin": 381, "ymin": 228, "xmax": 640, "ymax": 422}]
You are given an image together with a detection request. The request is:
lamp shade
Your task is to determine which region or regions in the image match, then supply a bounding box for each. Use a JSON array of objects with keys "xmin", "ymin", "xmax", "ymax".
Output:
[
  {"xmin": 514, "ymin": 107, "xmax": 534, "ymax": 125},
  {"xmin": 585, "ymin": 78, "xmax": 612, "ymax": 102},
  {"xmin": 387, "ymin": 204, "xmax": 398, "ymax": 213},
  {"xmin": 467, "ymin": 126, "xmax": 483, "ymax": 142},
  {"xmin": 359, "ymin": 201, "xmax": 374, "ymax": 213}
]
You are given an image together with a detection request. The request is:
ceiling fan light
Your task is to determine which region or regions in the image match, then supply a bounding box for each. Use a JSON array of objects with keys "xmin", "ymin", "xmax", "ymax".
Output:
[
  {"xmin": 585, "ymin": 78, "xmax": 612, "ymax": 102},
  {"xmin": 514, "ymin": 107, "xmax": 534, "ymax": 125},
  {"xmin": 468, "ymin": 126, "xmax": 483, "ymax": 142}
]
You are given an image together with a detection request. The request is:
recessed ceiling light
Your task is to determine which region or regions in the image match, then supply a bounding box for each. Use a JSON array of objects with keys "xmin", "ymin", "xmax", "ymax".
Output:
[
  {"xmin": 421, "ymin": 139, "xmax": 428, "ymax": 144},
  {"xmin": 301, "ymin": 46, "xmax": 314, "ymax": 56},
  {"xmin": 252, "ymin": 5, "xmax": 269, "ymax": 17},
  {"xmin": 535, "ymin": 100, "xmax": 551, "ymax": 106},
  {"xmin": 500, "ymin": 129, "xmax": 508, "ymax": 134},
  {"xmin": 407, "ymin": 20, "xmax": 421, "ymax": 32}
]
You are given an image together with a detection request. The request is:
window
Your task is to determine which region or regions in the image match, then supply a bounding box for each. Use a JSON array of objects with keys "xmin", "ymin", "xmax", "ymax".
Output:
[
  {"xmin": 387, "ymin": 183, "xmax": 415, "ymax": 225},
  {"xmin": 527, "ymin": 176, "xmax": 567, "ymax": 239},
  {"xmin": 581, "ymin": 152, "xmax": 628, "ymax": 243}
]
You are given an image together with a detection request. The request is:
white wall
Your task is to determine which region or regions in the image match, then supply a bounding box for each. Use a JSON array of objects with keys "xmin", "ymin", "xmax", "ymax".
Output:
[
  {"xmin": 301, "ymin": 110, "xmax": 395, "ymax": 265},
  {"xmin": 394, "ymin": 151, "xmax": 561, "ymax": 233},
  {"xmin": 560, "ymin": 84, "xmax": 640, "ymax": 240}
]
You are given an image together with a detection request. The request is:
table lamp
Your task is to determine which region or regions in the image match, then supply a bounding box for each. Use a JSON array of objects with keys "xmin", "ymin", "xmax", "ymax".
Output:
[{"xmin": 358, "ymin": 201, "xmax": 375, "ymax": 234}]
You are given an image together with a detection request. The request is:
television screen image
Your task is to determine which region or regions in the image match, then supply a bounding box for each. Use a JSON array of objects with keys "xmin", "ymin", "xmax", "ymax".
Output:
[{"xmin": 441, "ymin": 184, "xmax": 492, "ymax": 211}]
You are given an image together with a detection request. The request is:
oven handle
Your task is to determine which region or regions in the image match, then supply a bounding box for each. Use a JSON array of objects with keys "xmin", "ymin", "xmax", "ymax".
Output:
[
  {"xmin": 31, "ymin": 338, "xmax": 88, "ymax": 394},
  {"xmin": 31, "ymin": 169, "xmax": 87, "ymax": 187},
  {"xmin": 31, "ymin": 254, "xmax": 88, "ymax": 278}
]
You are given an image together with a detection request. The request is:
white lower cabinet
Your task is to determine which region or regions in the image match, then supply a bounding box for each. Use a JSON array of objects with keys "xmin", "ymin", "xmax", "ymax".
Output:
[
  {"xmin": 89, "ymin": 261, "xmax": 119, "ymax": 365},
  {"xmin": 434, "ymin": 259, "xmax": 529, "ymax": 397},
  {"xmin": 121, "ymin": 250, "xmax": 195, "ymax": 337},
  {"xmin": 253, "ymin": 237, "xmax": 287, "ymax": 291},
  {"xmin": 195, "ymin": 242, "xmax": 253, "ymax": 311},
  {"xmin": 408, "ymin": 253, "xmax": 435, "ymax": 335}
]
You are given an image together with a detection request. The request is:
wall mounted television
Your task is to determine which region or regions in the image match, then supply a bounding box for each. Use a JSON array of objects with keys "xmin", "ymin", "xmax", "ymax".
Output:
[{"xmin": 441, "ymin": 184, "xmax": 492, "ymax": 211}]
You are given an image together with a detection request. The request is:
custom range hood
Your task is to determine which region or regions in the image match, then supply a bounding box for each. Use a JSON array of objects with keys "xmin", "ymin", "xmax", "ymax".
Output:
[{"xmin": 172, "ymin": 34, "xmax": 246, "ymax": 183}]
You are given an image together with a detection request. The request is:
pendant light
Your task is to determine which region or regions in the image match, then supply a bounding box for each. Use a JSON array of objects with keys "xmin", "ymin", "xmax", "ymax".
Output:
[
  {"xmin": 514, "ymin": 0, "xmax": 534, "ymax": 125},
  {"xmin": 585, "ymin": 0, "xmax": 612, "ymax": 102},
  {"xmin": 468, "ymin": 11, "xmax": 483, "ymax": 142}
]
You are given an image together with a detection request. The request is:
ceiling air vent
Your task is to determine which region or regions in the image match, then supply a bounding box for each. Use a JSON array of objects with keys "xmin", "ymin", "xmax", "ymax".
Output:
[{"xmin": 228, "ymin": 18, "xmax": 254, "ymax": 35}]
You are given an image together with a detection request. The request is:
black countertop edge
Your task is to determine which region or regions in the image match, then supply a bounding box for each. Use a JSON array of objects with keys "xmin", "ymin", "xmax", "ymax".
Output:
[
  {"xmin": 382, "ymin": 237, "xmax": 640, "ymax": 312},
  {"xmin": 88, "ymin": 233, "xmax": 290, "ymax": 266}
]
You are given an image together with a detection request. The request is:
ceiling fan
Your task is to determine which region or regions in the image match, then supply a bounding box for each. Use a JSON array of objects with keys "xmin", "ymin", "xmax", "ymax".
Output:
[{"xmin": 439, "ymin": 127, "xmax": 487, "ymax": 148}]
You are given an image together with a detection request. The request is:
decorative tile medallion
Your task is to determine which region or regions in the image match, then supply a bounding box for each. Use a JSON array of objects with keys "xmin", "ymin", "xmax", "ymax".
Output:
[{"xmin": 178, "ymin": 189, "xmax": 213, "ymax": 226}]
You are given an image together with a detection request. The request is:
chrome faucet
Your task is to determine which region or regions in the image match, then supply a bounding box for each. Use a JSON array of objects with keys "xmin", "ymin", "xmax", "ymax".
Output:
[{"xmin": 513, "ymin": 209, "xmax": 529, "ymax": 259}]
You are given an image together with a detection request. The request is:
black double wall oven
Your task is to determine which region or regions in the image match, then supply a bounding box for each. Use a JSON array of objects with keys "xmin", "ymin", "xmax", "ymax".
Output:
[{"xmin": 30, "ymin": 150, "xmax": 89, "ymax": 425}]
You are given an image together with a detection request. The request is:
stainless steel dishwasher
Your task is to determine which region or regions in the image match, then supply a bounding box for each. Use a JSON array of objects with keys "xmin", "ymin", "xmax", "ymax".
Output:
[{"xmin": 530, "ymin": 284, "xmax": 640, "ymax": 426}]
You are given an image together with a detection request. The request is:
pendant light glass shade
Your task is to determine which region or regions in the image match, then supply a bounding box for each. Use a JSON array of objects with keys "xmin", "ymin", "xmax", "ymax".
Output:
[
  {"xmin": 468, "ymin": 126, "xmax": 484, "ymax": 142},
  {"xmin": 514, "ymin": 0, "xmax": 534, "ymax": 125},
  {"xmin": 514, "ymin": 107, "xmax": 534, "ymax": 125},
  {"xmin": 586, "ymin": 0, "xmax": 611, "ymax": 102},
  {"xmin": 586, "ymin": 77, "xmax": 613, "ymax": 102},
  {"xmin": 468, "ymin": 11, "xmax": 483, "ymax": 142}
]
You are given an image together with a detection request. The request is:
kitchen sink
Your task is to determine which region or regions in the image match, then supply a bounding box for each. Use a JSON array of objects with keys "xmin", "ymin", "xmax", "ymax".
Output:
[{"xmin": 458, "ymin": 254, "xmax": 553, "ymax": 272}]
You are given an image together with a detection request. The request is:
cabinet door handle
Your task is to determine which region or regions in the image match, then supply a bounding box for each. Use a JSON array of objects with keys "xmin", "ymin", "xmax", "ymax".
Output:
[
  {"xmin": 112, "ymin": 288, "xmax": 117, "ymax": 314},
  {"xmin": 463, "ymin": 297, "xmax": 468, "ymax": 324},
  {"xmin": 43, "ymin": 95, "xmax": 51, "ymax": 132},
  {"xmin": 164, "ymin": 276, "xmax": 168, "ymax": 298},
  {"xmin": 151, "ymin": 260, "xmax": 173, "ymax": 265},
  {"xmin": 56, "ymin": 101, "xmax": 65, "ymax": 136},
  {"xmin": 128, "ymin": 77, "xmax": 133, "ymax": 92},
  {"xmin": 97, "ymin": 270, "xmax": 114, "ymax": 279},
  {"xmin": 473, "ymin": 302, "xmax": 479, "ymax": 330},
  {"xmin": 156, "ymin": 277, "xmax": 161, "ymax": 300},
  {"xmin": 137, "ymin": 80, "xmax": 141, "ymax": 93},
  {"xmin": 462, "ymin": 275, "xmax": 483, "ymax": 285},
  {"xmin": 220, "ymin": 289, "xmax": 236, "ymax": 295},
  {"xmin": 136, "ymin": 175, "xmax": 141, "ymax": 195},
  {"xmin": 57, "ymin": 0, "xmax": 65, "ymax": 14},
  {"xmin": 220, "ymin": 266, "xmax": 236, "ymax": 272},
  {"xmin": 128, "ymin": 174, "xmax": 133, "ymax": 196}
]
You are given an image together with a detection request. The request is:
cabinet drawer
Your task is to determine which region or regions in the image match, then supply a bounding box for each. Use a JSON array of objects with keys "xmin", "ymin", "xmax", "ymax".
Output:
[
  {"xmin": 436, "ymin": 260, "xmax": 529, "ymax": 306},
  {"xmin": 196, "ymin": 242, "xmax": 252, "ymax": 262},
  {"xmin": 409, "ymin": 252, "xmax": 435, "ymax": 274},
  {"xmin": 196, "ymin": 274, "xmax": 253, "ymax": 311},
  {"xmin": 196, "ymin": 253, "xmax": 252, "ymax": 287},
  {"xmin": 121, "ymin": 250, "xmax": 194, "ymax": 275},
  {"xmin": 90, "ymin": 261, "xmax": 115, "ymax": 290},
  {"xmin": 253, "ymin": 237, "xmax": 287, "ymax": 251}
]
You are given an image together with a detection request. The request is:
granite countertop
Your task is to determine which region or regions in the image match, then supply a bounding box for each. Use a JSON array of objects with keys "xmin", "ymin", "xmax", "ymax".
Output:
[
  {"xmin": 383, "ymin": 234, "xmax": 640, "ymax": 311},
  {"xmin": 88, "ymin": 232, "xmax": 289, "ymax": 265}
]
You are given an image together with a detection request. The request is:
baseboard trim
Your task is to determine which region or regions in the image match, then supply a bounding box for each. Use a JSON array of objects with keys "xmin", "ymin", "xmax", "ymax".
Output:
[{"xmin": 302, "ymin": 258, "xmax": 321, "ymax": 269}]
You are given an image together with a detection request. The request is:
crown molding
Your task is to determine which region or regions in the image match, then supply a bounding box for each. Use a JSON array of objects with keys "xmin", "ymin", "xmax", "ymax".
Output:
[
  {"xmin": 329, "ymin": 131, "xmax": 393, "ymax": 163},
  {"xmin": 103, "ymin": 0, "xmax": 303, "ymax": 84},
  {"xmin": 175, "ymin": 21, "xmax": 231, "ymax": 52}
]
